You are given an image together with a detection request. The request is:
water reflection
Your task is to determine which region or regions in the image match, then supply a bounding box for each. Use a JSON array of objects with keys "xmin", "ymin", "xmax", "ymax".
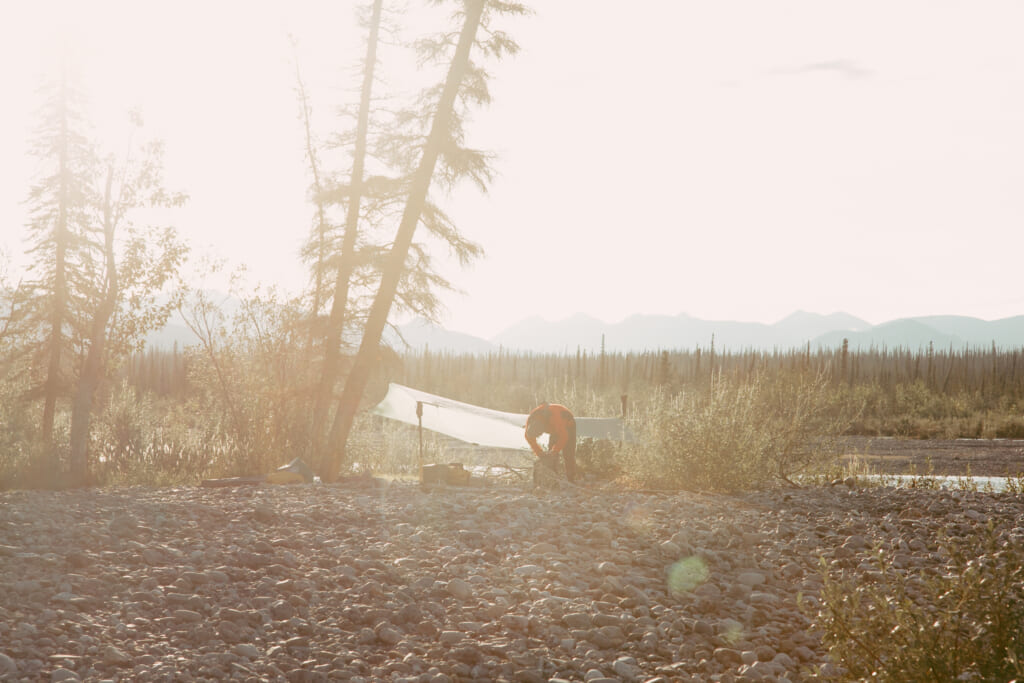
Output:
[{"xmin": 856, "ymin": 474, "xmax": 1019, "ymax": 492}]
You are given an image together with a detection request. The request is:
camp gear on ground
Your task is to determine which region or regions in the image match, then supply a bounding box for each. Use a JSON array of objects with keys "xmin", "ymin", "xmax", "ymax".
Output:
[
  {"xmin": 420, "ymin": 462, "xmax": 472, "ymax": 486},
  {"xmin": 200, "ymin": 458, "xmax": 314, "ymax": 488}
]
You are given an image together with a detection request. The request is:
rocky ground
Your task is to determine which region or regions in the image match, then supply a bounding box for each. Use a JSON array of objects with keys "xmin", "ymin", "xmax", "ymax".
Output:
[{"xmin": 2, "ymin": 472, "xmax": 1024, "ymax": 682}]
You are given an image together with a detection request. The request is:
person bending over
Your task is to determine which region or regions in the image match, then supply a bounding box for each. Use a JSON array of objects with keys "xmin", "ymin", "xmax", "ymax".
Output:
[{"xmin": 525, "ymin": 402, "xmax": 577, "ymax": 483}]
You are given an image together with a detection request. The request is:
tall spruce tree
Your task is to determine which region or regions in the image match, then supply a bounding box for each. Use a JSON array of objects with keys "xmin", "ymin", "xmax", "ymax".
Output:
[
  {"xmin": 292, "ymin": 38, "xmax": 333, "ymax": 331},
  {"xmin": 298, "ymin": 1, "xmax": 504, "ymax": 474},
  {"xmin": 23, "ymin": 65, "xmax": 187, "ymax": 485},
  {"xmin": 320, "ymin": 0, "xmax": 528, "ymax": 482},
  {"xmin": 307, "ymin": 0, "xmax": 384, "ymax": 471},
  {"xmin": 22, "ymin": 66, "xmax": 96, "ymax": 475}
]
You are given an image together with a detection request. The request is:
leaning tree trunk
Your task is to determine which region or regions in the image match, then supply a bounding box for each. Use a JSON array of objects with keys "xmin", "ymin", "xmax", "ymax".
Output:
[
  {"xmin": 321, "ymin": 0, "xmax": 486, "ymax": 482},
  {"xmin": 68, "ymin": 168, "xmax": 117, "ymax": 487},
  {"xmin": 311, "ymin": 0, "xmax": 383, "ymax": 473}
]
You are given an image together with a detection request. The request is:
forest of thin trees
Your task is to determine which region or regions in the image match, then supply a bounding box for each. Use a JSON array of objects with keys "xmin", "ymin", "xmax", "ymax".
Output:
[{"xmin": 399, "ymin": 341, "xmax": 1024, "ymax": 404}]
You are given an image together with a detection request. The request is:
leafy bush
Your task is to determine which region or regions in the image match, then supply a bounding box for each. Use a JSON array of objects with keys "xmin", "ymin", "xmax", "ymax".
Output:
[
  {"xmin": 623, "ymin": 371, "xmax": 855, "ymax": 492},
  {"xmin": 176, "ymin": 286, "xmax": 321, "ymax": 477},
  {"xmin": 93, "ymin": 380, "xmax": 155, "ymax": 470},
  {"xmin": 89, "ymin": 382, "xmax": 218, "ymax": 485},
  {"xmin": 814, "ymin": 524, "xmax": 1024, "ymax": 681},
  {"xmin": 628, "ymin": 380, "xmax": 765, "ymax": 491}
]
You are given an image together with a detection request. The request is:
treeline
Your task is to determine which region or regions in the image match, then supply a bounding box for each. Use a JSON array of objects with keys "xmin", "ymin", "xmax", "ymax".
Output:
[
  {"xmin": 399, "ymin": 342, "xmax": 1024, "ymax": 404},
  {"xmin": 125, "ymin": 346, "xmax": 189, "ymax": 397},
  {"xmin": 396, "ymin": 342, "xmax": 1024, "ymax": 439},
  {"xmin": 126, "ymin": 340, "xmax": 1024, "ymax": 431}
]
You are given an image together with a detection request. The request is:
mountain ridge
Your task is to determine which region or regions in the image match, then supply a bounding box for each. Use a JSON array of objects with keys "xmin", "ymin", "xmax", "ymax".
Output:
[
  {"xmin": 146, "ymin": 305, "xmax": 1024, "ymax": 354},
  {"xmin": 398, "ymin": 311, "xmax": 1024, "ymax": 354}
]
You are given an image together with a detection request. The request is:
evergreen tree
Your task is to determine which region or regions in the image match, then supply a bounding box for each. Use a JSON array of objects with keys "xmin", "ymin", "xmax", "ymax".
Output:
[
  {"xmin": 321, "ymin": 0, "xmax": 529, "ymax": 481},
  {"xmin": 295, "ymin": 1, "xmax": 521, "ymax": 474},
  {"xmin": 21, "ymin": 63, "xmax": 187, "ymax": 485},
  {"xmin": 22, "ymin": 65, "xmax": 97, "ymax": 474},
  {"xmin": 306, "ymin": 0, "xmax": 385, "ymax": 470}
]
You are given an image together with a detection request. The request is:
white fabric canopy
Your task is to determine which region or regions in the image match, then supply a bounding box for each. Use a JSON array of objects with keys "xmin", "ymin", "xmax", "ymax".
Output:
[{"xmin": 371, "ymin": 383, "xmax": 633, "ymax": 450}]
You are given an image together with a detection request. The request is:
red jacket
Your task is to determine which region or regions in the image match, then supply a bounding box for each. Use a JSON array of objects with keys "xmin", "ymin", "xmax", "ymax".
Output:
[{"xmin": 525, "ymin": 403, "xmax": 574, "ymax": 457}]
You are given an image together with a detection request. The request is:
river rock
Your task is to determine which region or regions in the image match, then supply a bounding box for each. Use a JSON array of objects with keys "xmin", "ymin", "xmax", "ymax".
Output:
[{"xmin": 0, "ymin": 482, "xmax": 1020, "ymax": 681}]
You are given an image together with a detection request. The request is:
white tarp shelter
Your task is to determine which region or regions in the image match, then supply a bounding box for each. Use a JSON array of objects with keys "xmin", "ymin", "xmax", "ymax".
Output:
[{"xmin": 371, "ymin": 383, "xmax": 633, "ymax": 450}]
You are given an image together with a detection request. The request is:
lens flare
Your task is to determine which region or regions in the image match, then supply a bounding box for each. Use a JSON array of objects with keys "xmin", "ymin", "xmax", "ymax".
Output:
[
  {"xmin": 667, "ymin": 556, "xmax": 708, "ymax": 594},
  {"xmin": 721, "ymin": 619, "xmax": 744, "ymax": 645},
  {"xmin": 625, "ymin": 503, "xmax": 654, "ymax": 537}
]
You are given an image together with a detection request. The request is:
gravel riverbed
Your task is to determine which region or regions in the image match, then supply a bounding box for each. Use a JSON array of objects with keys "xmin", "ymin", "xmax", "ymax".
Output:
[{"xmin": 2, "ymin": 480, "xmax": 1023, "ymax": 682}]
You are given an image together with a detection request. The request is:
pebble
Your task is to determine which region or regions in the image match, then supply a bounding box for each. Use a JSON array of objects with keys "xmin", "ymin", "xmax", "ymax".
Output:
[
  {"xmin": 0, "ymin": 483, "xmax": 1020, "ymax": 681},
  {"xmin": 445, "ymin": 578, "xmax": 473, "ymax": 601},
  {"xmin": 233, "ymin": 643, "xmax": 260, "ymax": 659},
  {"xmin": 101, "ymin": 646, "xmax": 131, "ymax": 667}
]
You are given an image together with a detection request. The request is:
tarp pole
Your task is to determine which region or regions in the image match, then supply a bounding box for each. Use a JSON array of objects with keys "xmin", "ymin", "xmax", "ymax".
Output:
[
  {"xmin": 416, "ymin": 401, "xmax": 424, "ymax": 467},
  {"xmin": 620, "ymin": 394, "xmax": 628, "ymax": 445}
]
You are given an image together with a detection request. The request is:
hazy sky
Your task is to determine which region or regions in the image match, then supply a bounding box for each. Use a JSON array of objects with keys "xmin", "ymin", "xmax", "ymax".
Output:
[{"xmin": 3, "ymin": 1, "xmax": 1023, "ymax": 339}]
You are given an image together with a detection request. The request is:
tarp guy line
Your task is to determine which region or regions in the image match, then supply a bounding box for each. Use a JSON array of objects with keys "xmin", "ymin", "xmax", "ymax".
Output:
[{"xmin": 371, "ymin": 383, "xmax": 633, "ymax": 450}]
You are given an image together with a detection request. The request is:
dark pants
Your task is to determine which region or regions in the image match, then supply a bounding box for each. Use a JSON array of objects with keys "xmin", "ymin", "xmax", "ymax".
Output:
[
  {"xmin": 563, "ymin": 421, "xmax": 577, "ymax": 481},
  {"xmin": 535, "ymin": 422, "xmax": 577, "ymax": 484}
]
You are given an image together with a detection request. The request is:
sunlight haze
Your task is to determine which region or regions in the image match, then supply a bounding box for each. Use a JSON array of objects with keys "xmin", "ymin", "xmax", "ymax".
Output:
[{"xmin": 3, "ymin": 0, "xmax": 1023, "ymax": 340}]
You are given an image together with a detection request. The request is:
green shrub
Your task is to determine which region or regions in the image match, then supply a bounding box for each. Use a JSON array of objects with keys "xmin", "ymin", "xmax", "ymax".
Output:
[
  {"xmin": 631, "ymin": 380, "xmax": 765, "ymax": 491},
  {"xmin": 623, "ymin": 371, "xmax": 855, "ymax": 492},
  {"xmin": 814, "ymin": 524, "xmax": 1024, "ymax": 681},
  {"xmin": 90, "ymin": 382, "xmax": 219, "ymax": 485}
]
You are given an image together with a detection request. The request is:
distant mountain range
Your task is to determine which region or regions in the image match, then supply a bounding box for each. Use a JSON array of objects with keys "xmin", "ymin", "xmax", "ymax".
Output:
[
  {"xmin": 390, "ymin": 311, "xmax": 1024, "ymax": 354},
  {"xmin": 148, "ymin": 307, "xmax": 1024, "ymax": 354}
]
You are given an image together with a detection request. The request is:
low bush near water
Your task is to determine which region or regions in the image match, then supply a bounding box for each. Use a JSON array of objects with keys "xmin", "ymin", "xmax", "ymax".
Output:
[{"xmin": 622, "ymin": 371, "xmax": 855, "ymax": 492}]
